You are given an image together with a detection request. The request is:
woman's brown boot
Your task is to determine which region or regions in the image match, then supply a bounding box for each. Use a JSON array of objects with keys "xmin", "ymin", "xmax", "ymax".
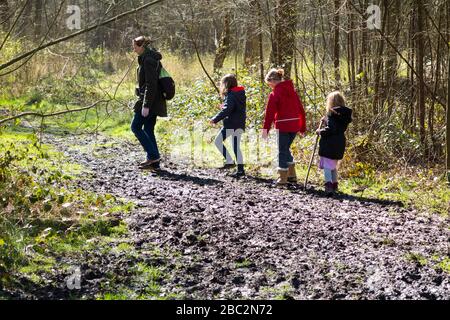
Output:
[
  {"xmin": 276, "ymin": 170, "xmax": 289, "ymax": 185},
  {"xmin": 287, "ymin": 163, "xmax": 297, "ymax": 183}
]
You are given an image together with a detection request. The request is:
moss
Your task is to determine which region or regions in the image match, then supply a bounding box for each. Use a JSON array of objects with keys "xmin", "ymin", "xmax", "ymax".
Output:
[
  {"xmin": 434, "ymin": 256, "xmax": 450, "ymax": 274},
  {"xmin": 405, "ymin": 252, "xmax": 428, "ymax": 266}
]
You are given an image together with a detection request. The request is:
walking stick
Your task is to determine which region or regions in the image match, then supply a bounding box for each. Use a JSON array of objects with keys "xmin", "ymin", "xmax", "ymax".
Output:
[{"xmin": 304, "ymin": 120, "xmax": 323, "ymax": 190}]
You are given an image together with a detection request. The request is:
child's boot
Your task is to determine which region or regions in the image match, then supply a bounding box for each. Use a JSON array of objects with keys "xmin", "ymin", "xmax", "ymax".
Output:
[
  {"xmin": 276, "ymin": 169, "xmax": 289, "ymax": 185},
  {"xmin": 324, "ymin": 182, "xmax": 335, "ymax": 195},
  {"xmin": 287, "ymin": 163, "xmax": 297, "ymax": 183},
  {"xmin": 332, "ymin": 182, "xmax": 339, "ymax": 192},
  {"xmin": 232, "ymin": 164, "xmax": 245, "ymax": 178},
  {"xmin": 219, "ymin": 162, "xmax": 235, "ymax": 170}
]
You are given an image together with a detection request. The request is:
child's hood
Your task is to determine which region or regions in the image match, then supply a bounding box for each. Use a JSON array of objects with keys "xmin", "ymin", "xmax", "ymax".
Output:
[
  {"xmin": 274, "ymin": 80, "xmax": 296, "ymax": 97},
  {"xmin": 230, "ymin": 86, "xmax": 245, "ymax": 93},
  {"xmin": 228, "ymin": 86, "xmax": 246, "ymax": 103},
  {"xmin": 331, "ymin": 106, "xmax": 352, "ymax": 124}
]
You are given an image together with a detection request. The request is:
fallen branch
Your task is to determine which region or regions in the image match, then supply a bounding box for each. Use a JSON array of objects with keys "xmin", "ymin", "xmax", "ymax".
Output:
[{"xmin": 0, "ymin": 100, "xmax": 109, "ymax": 126}]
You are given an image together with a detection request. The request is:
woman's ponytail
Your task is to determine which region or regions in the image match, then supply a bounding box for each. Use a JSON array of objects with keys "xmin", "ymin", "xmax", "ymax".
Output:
[
  {"xmin": 133, "ymin": 36, "xmax": 152, "ymax": 48},
  {"xmin": 265, "ymin": 68, "xmax": 286, "ymax": 82}
]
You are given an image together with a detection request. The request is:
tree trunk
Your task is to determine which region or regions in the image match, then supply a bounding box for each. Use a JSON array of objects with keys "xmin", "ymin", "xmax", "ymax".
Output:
[
  {"xmin": 347, "ymin": 1, "xmax": 355, "ymax": 90},
  {"xmin": 333, "ymin": 0, "xmax": 340, "ymax": 87},
  {"xmin": 271, "ymin": 0, "xmax": 297, "ymax": 77},
  {"xmin": 447, "ymin": 48, "xmax": 450, "ymax": 183},
  {"xmin": 243, "ymin": 1, "xmax": 260, "ymax": 68},
  {"xmin": 34, "ymin": 0, "xmax": 43, "ymax": 40},
  {"xmin": 257, "ymin": 1, "xmax": 265, "ymax": 86},
  {"xmin": 405, "ymin": 8, "xmax": 416, "ymax": 131},
  {"xmin": 429, "ymin": 5, "xmax": 444, "ymax": 159},
  {"xmin": 359, "ymin": 0, "xmax": 369, "ymax": 106},
  {"xmin": 0, "ymin": 0, "xmax": 9, "ymax": 31},
  {"xmin": 385, "ymin": 0, "xmax": 400, "ymax": 116},
  {"xmin": 213, "ymin": 12, "xmax": 231, "ymax": 73},
  {"xmin": 372, "ymin": 0, "xmax": 388, "ymax": 120},
  {"xmin": 447, "ymin": 0, "xmax": 450, "ymax": 183},
  {"xmin": 415, "ymin": 0, "xmax": 426, "ymax": 149}
]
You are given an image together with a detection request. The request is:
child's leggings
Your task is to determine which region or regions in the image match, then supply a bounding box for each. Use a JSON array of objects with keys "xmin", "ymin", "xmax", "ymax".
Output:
[
  {"xmin": 324, "ymin": 168, "xmax": 338, "ymax": 183},
  {"xmin": 214, "ymin": 128, "xmax": 244, "ymax": 165}
]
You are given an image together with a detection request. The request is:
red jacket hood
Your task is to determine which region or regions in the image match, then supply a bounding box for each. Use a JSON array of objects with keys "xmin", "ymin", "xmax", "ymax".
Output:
[
  {"xmin": 263, "ymin": 79, "xmax": 306, "ymax": 133},
  {"xmin": 230, "ymin": 86, "xmax": 245, "ymax": 92},
  {"xmin": 274, "ymin": 80, "xmax": 295, "ymax": 94}
]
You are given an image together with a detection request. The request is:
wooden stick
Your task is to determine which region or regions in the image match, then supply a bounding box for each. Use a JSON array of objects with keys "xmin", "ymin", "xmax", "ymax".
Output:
[{"xmin": 304, "ymin": 120, "xmax": 323, "ymax": 190}]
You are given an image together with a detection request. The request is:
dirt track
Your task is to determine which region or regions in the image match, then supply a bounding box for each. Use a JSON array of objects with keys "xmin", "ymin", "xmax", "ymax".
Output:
[{"xmin": 15, "ymin": 134, "xmax": 449, "ymax": 300}]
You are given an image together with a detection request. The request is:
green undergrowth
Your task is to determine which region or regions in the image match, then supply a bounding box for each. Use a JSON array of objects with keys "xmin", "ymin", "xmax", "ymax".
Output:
[
  {"xmin": 0, "ymin": 96, "xmax": 134, "ymax": 139},
  {"xmin": 404, "ymin": 252, "xmax": 450, "ymax": 275},
  {"xmin": 99, "ymin": 261, "xmax": 181, "ymax": 300},
  {"xmin": 0, "ymin": 130, "xmax": 135, "ymax": 296}
]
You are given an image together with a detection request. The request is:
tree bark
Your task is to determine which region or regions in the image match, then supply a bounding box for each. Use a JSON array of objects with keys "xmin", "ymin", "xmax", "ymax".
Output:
[
  {"xmin": 271, "ymin": 0, "xmax": 297, "ymax": 77},
  {"xmin": 347, "ymin": 1, "xmax": 355, "ymax": 90},
  {"xmin": 243, "ymin": 0, "xmax": 260, "ymax": 67},
  {"xmin": 447, "ymin": 48, "xmax": 450, "ymax": 183},
  {"xmin": 0, "ymin": 0, "xmax": 9, "ymax": 31},
  {"xmin": 213, "ymin": 12, "xmax": 231, "ymax": 73},
  {"xmin": 447, "ymin": 0, "xmax": 450, "ymax": 183},
  {"xmin": 34, "ymin": 0, "xmax": 43, "ymax": 40},
  {"xmin": 415, "ymin": 0, "xmax": 426, "ymax": 148},
  {"xmin": 385, "ymin": 0, "xmax": 400, "ymax": 116},
  {"xmin": 333, "ymin": 0, "xmax": 340, "ymax": 87},
  {"xmin": 372, "ymin": 0, "xmax": 388, "ymax": 120}
]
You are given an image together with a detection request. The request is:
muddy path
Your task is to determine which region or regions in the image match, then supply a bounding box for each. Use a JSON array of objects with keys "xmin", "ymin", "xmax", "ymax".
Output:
[{"xmin": 33, "ymin": 134, "xmax": 449, "ymax": 299}]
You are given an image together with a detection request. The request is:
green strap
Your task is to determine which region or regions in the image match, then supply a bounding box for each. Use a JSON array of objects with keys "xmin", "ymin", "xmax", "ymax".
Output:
[{"xmin": 159, "ymin": 66, "xmax": 171, "ymax": 79}]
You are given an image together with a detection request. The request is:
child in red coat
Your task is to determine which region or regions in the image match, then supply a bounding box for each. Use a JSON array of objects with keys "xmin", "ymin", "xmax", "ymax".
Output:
[{"xmin": 262, "ymin": 69, "xmax": 307, "ymax": 184}]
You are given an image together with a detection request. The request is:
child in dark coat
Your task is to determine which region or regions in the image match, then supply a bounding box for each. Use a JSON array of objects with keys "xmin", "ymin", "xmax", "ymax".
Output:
[
  {"xmin": 316, "ymin": 91, "xmax": 352, "ymax": 194},
  {"xmin": 210, "ymin": 74, "xmax": 247, "ymax": 177}
]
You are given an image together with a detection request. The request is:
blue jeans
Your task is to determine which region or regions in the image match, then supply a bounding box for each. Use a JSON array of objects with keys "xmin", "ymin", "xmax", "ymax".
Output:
[
  {"xmin": 324, "ymin": 169, "xmax": 338, "ymax": 183},
  {"xmin": 277, "ymin": 132, "xmax": 297, "ymax": 170},
  {"xmin": 131, "ymin": 112, "xmax": 160, "ymax": 161},
  {"xmin": 214, "ymin": 128, "xmax": 244, "ymax": 166}
]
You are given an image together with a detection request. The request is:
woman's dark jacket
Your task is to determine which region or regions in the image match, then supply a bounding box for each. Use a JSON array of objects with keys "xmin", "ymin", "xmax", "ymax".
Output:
[
  {"xmin": 212, "ymin": 86, "xmax": 246, "ymax": 130},
  {"xmin": 135, "ymin": 48, "xmax": 167, "ymax": 117},
  {"xmin": 318, "ymin": 106, "xmax": 352, "ymax": 160}
]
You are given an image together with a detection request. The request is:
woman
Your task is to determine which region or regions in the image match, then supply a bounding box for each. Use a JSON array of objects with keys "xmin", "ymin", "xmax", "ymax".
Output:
[{"xmin": 131, "ymin": 36, "xmax": 167, "ymax": 170}]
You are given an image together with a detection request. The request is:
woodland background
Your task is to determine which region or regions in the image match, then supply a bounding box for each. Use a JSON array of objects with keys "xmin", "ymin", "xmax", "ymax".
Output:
[{"xmin": 0, "ymin": 0, "xmax": 449, "ymax": 299}]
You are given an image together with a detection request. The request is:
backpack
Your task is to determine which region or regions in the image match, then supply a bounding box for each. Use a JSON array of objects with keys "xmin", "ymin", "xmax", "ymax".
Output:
[{"xmin": 157, "ymin": 62, "xmax": 175, "ymax": 100}]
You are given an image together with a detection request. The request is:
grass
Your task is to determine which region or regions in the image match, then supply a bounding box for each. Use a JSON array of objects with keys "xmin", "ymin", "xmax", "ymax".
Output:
[
  {"xmin": 235, "ymin": 258, "xmax": 254, "ymax": 269},
  {"xmin": 405, "ymin": 252, "xmax": 428, "ymax": 267},
  {"xmin": 259, "ymin": 283, "xmax": 295, "ymax": 300},
  {"xmin": 98, "ymin": 262, "xmax": 181, "ymax": 300},
  {"xmin": 0, "ymin": 130, "xmax": 137, "ymax": 297},
  {"xmin": 435, "ymin": 257, "xmax": 450, "ymax": 274},
  {"xmin": 405, "ymin": 252, "xmax": 450, "ymax": 275}
]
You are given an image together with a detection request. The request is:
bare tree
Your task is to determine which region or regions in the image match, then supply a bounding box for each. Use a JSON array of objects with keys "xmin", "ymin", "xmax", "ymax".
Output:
[
  {"xmin": 271, "ymin": 0, "xmax": 297, "ymax": 76},
  {"xmin": 213, "ymin": 12, "xmax": 231, "ymax": 73},
  {"xmin": 0, "ymin": 0, "xmax": 9, "ymax": 30},
  {"xmin": 333, "ymin": 0, "xmax": 340, "ymax": 87},
  {"xmin": 415, "ymin": 0, "xmax": 426, "ymax": 148}
]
